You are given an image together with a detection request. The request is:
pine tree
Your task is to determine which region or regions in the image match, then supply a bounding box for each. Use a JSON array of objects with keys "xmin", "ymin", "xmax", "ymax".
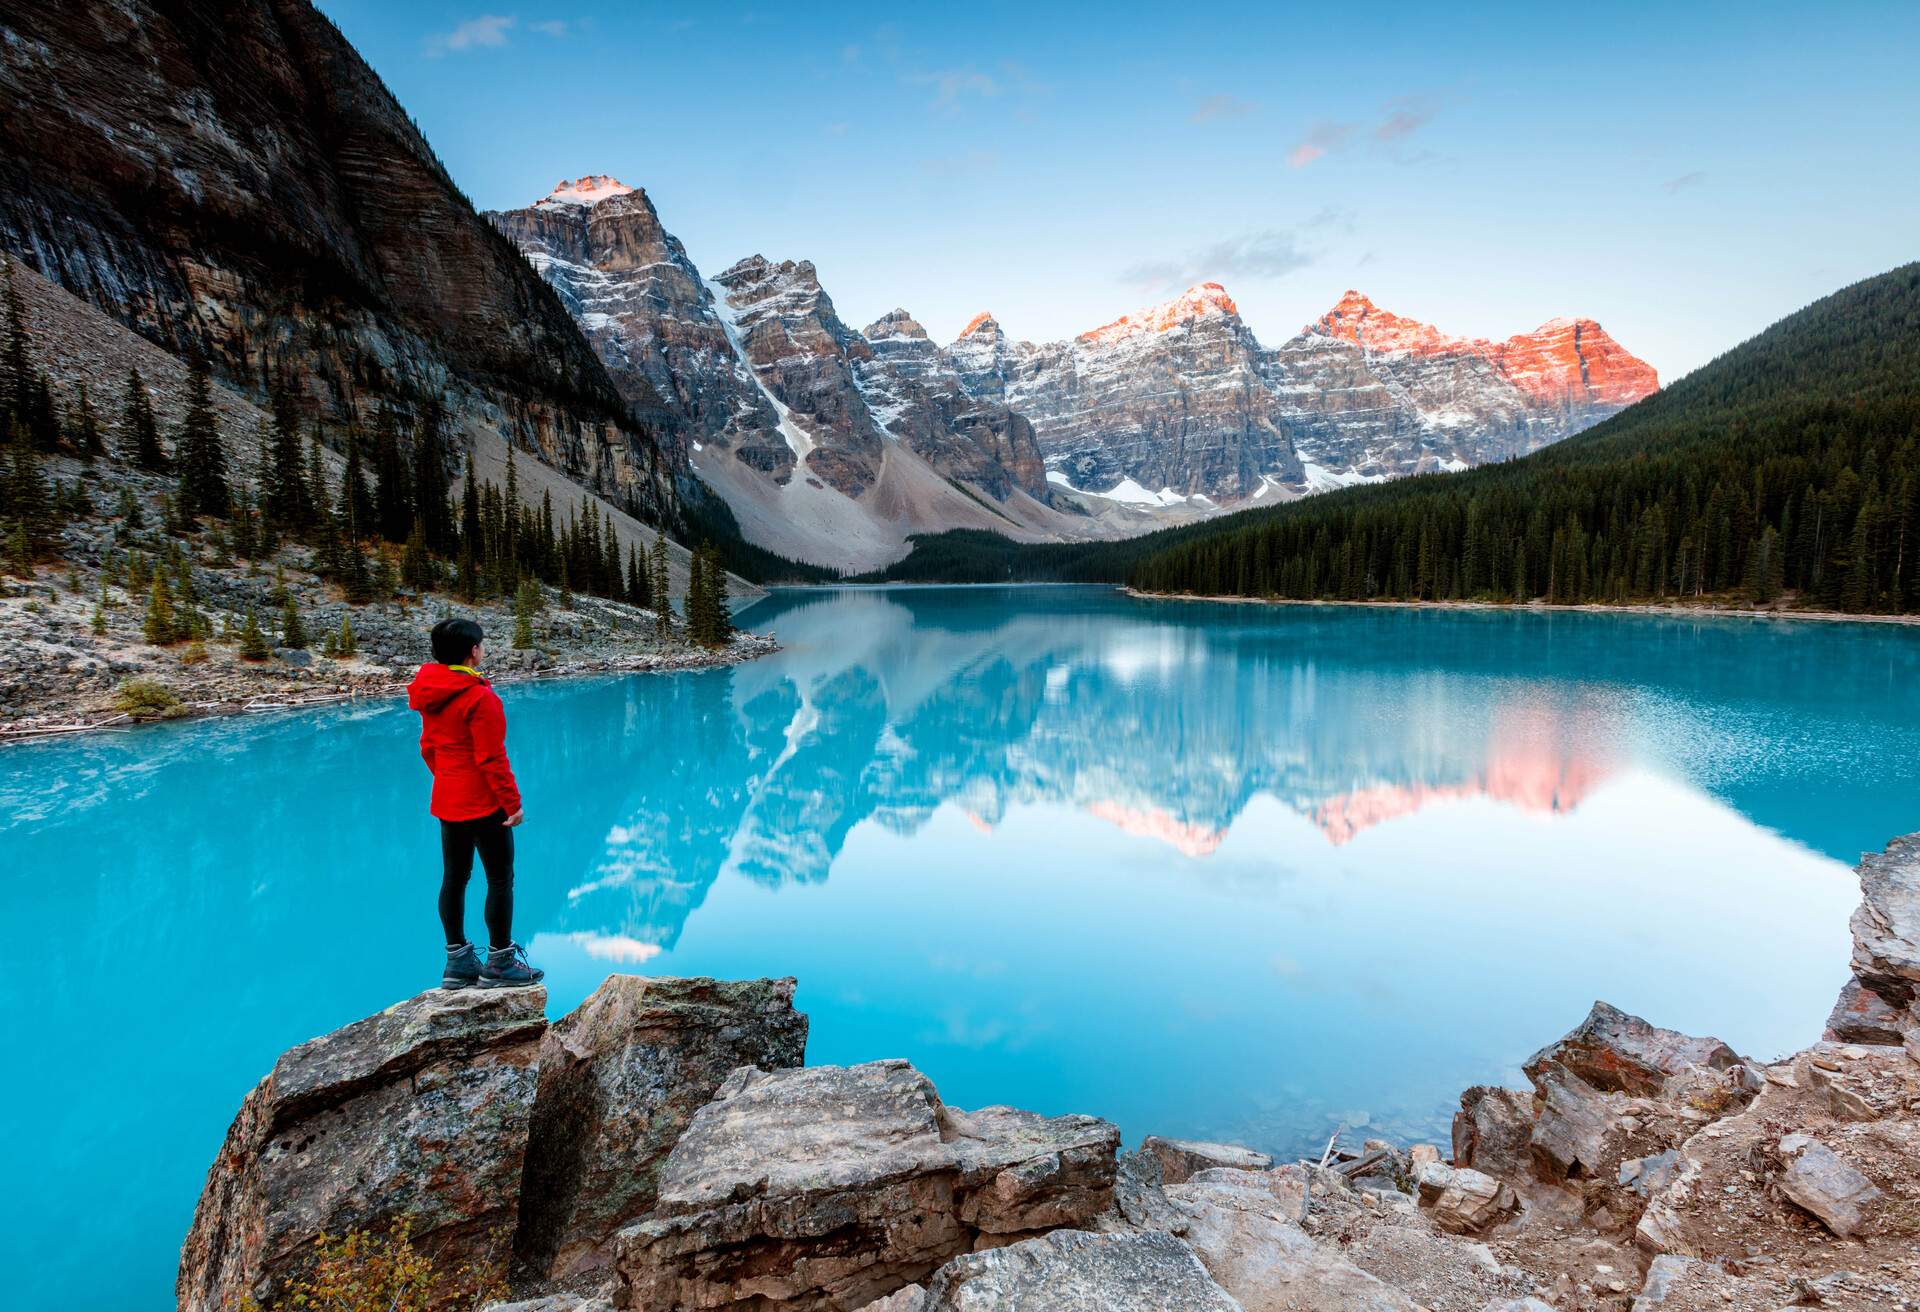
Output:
[
  {"xmin": 23, "ymin": 372, "xmax": 58, "ymax": 453},
  {"xmin": 332, "ymin": 614, "xmax": 357, "ymax": 658},
  {"xmin": 627, "ymin": 542, "xmax": 650, "ymax": 609},
  {"xmin": 91, "ymin": 584, "xmax": 108, "ymax": 635},
  {"xmin": 503, "ymin": 443, "xmax": 521, "ymax": 567},
  {"xmin": 308, "ymin": 425, "xmax": 330, "ymax": 529},
  {"xmin": 602, "ymin": 525, "xmax": 622, "ymax": 602},
  {"xmin": 120, "ymin": 367, "xmax": 167, "ymax": 472},
  {"xmin": 5, "ymin": 417, "xmax": 59, "ymax": 560},
  {"xmin": 310, "ymin": 452, "xmax": 346, "ymax": 578},
  {"xmin": 3, "ymin": 520, "xmax": 28, "ymax": 577},
  {"xmin": 412, "ymin": 403, "xmax": 455, "ymax": 552},
  {"xmin": 342, "ymin": 428, "xmax": 375, "ymax": 542},
  {"xmin": 707, "ymin": 549, "xmax": 734, "ymax": 645},
  {"xmin": 261, "ymin": 387, "xmax": 309, "ymax": 529},
  {"xmin": 513, "ymin": 578, "xmax": 538, "ymax": 649},
  {"xmin": 143, "ymin": 571, "xmax": 177, "ymax": 645},
  {"xmin": 371, "ymin": 406, "xmax": 412, "ymax": 543},
  {"xmin": 69, "ymin": 382, "xmax": 104, "ymax": 463},
  {"xmin": 460, "ymin": 462, "xmax": 481, "ymax": 556},
  {"xmin": 400, "ymin": 517, "xmax": 435, "ymax": 591},
  {"xmin": 174, "ymin": 355, "xmax": 231, "ymax": 518},
  {"xmin": 238, "ymin": 604, "xmax": 270, "ymax": 660},
  {"xmin": 342, "ymin": 540, "xmax": 373, "ymax": 603},
  {"xmin": 372, "ymin": 551, "xmax": 398, "ymax": 600},
  {"xmin": 0, "ymin": 259, "xmax": 30, "ymax": 431},
  {"xmin": 651, "ymin": 527, "xmax": 671, "ymax": 635},
  {"xmin": 280, "ymin": 594, "xmax": 307, "ymax": 649},
  {"xmin": 231, "ymin": 495, "xmax": 257, "ymax": 561},
  {"xmin": 685, "ymin": 544, "xmax": 710, "ymax": 644}
]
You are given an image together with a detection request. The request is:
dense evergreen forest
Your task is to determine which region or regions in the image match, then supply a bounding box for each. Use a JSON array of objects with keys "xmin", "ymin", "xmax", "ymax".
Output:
[{"xmin": 880, "ymin": 263, "xmax": 1920, "ymax": 615}]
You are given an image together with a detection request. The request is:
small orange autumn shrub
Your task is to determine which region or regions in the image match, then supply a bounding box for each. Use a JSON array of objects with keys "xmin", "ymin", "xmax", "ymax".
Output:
[{"xmin": 240, "ymin": 1218, "xmax": 507, "ymax": 1312}]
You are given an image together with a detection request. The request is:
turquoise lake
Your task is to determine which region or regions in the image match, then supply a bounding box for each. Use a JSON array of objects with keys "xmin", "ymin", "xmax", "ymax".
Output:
[{"xmin": 5, "ymin": 583, "xmax": 1918, "ymax": 1307}]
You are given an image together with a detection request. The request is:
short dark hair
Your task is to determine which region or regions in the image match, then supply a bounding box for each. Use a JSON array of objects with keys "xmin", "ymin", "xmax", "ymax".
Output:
[{"xmin": 431, "ymin": 617, "xmax": 485, "ymax": 665}]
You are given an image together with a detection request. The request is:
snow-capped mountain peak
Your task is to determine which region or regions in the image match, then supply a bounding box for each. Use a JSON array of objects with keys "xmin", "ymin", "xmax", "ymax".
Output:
[
  {"xmin": 1078, "ymin": 281, "xmax": 1239, "ymax": 345},
  {"xmin": 958, "ymin": 311, "xmax": 999, "ymax": 339},
  {"xmin": 535, "ymin": 174, "xmax": 635, "ymax": 210}
]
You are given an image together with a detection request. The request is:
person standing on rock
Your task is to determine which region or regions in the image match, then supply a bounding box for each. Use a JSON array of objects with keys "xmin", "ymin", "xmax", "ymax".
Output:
[{"xmin": 407, "ymin": 617, "xmax": 545, "ymax": 989}]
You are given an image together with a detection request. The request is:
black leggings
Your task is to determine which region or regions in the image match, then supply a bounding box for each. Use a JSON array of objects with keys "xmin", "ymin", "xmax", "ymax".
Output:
[{"xmin": 439, "ymin": 810, "xmax": 514, "ymax": 950}]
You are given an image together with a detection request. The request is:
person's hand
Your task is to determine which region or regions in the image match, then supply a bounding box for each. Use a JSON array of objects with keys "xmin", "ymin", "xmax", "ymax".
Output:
[{"xmin": 505, "ymin": 810, "xmax": 525, "ymax": 828}]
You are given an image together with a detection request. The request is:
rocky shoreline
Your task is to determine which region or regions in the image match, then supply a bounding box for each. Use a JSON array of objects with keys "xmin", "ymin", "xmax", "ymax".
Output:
[
  {"xmin": 0, "ymin": 507, "xmax": 776, "ymax": 743},
  {"xmin": 177, "ymin": 834, "xmax": 1920, "ymax": 1312},
  {"xmin": 1122, "ymin": 587, "xmax": 1920, "ymax": 628}
]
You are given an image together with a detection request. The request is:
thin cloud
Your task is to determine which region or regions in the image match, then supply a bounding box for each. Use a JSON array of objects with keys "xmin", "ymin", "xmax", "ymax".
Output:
[
  {"xmin": 1287, "ymin": 120, "xmax": 1357, "ymax": 168},
  {"xmin": 1123, "ymin": 229, "xmax": 1315, "ymax": 291},
  {"xmin": 424, "ymin": 14, "xmax": 514, "ymax": 57},
  {"xmin": 913, "ymin": 67, "xmax": 1001, "ymax": 110},
  {"xmin": 1374, "ymin": 96, "xmax": 1438, "ymax": 142},
  {"xmin": 528, "ymin": 19, "xmax": 569, "ymax": 38},
  {"xmin": 1289, "ymin": 95, "xmax": 1443, "ymax": 167},
  {"xmin": 1189, "ymin": 93, "xmax": 1255, "ymax": 124},
  {"xmin": 1664, "ymin": 170, "xmax": 1708, "ymax": 193}
]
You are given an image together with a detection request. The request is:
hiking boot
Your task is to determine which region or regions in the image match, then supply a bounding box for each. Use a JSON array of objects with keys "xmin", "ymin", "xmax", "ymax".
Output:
[
  {"xmin": 479, "ymin": 941, "xmax": 545, "ymax": 988},
  {"xmin": 443, "ymin": 942, "xmax": 482, "ymax": 990}
]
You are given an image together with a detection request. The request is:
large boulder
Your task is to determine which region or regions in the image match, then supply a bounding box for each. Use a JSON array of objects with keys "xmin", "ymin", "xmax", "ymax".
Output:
[
  {"xmin": 1139, "ymin": 1134, "xmax": 1274, "ymax": 1184},
  {"xmin": 1523, "ymin": 1002, "xmax": 1739, "ymax": 1097},
  {"xmin": 1777, "ymin": 1132, "xmax": 1885, "ymax": 1237},
  {"xmin": 514, "ymin": 975, "xmax": 808, "ymax": 1281},
  {"xmin": 1452, "ymin": 1086, "xmax": 1536, "ymax": 1179},
  {"xmin": 920, "ymin": 1230, "xmax": 1240, "ymax": 1311},
  {"xmin": 178, "ymin": 987, "xmax": 547, "ymax": 1312},
  {"xmin": 1528, "ymin": 1063, "xmax": 1626, "ymax": 1180},
  {"xmin": 614, "ymin": 1060, "xmax": 1119, "ymax": 1311},
  {"xmin": 1168, "ymin": 1174, "xmax": 1427, "ymax": 1311},
  {"xmin": 1850, "ymin": 832, "xmax": 1920, "ymax": 1004},
  {"xmin": 1824, "ymin": 977, "xmax": 1915, "ymax": 1045},
  {"xmin": 1412, "ymin": 1162, "xmax": 1517, "ymax": 1235}
]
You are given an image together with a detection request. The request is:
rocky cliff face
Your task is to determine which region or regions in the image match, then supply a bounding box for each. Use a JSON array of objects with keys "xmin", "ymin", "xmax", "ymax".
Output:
[
  {"xmin": 946, "ymin": 286, "xmax": 1658, "ymax": 500},
  {"xmin": 947, "ymin": 286, "xmax": 1304, "ymax": 504},
  {"xmin": 707, "ymin": 254, "xmax": 887, "ymax": 496},
  {"xmin": 857, "ymin": 309, "xmax": 1050, "ymax": 501},
  {"xmin": 489, "ymin": 182, "xmax": 1076, "ymax": 572},
  {"xmin": 487, "ymin": 179, "xmax": 778, "ymax": 475},
  {"xmin": 0, "ymin": 2, "xmax": 681, "ymax": 525}
]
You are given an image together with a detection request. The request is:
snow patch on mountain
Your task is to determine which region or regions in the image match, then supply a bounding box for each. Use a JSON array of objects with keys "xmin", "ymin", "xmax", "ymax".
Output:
[{"xmin": 536, "ymin": 174, "xmax": 635, "ymax": 209}]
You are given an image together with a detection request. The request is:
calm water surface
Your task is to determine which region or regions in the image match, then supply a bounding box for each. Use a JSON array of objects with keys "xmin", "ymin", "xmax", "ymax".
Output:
[{"xmin": 6, "ymin": 585, "xmax": 1919, "ymax": 1307}]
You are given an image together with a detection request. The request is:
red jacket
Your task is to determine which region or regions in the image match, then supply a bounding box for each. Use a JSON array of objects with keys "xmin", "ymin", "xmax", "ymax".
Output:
[{"xmin": 407, "ymin": 664, "xmax": 523, "ymax": 821}]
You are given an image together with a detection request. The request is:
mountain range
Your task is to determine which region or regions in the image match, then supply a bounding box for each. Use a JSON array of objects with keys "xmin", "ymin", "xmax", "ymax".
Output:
[
  {"xmin": 488, "ymin": 178, "xmax": 1657, "ymax": 572},
  {"xmin": 0, "ymin": 0, "xmax": 1657, "ymax": 583}
]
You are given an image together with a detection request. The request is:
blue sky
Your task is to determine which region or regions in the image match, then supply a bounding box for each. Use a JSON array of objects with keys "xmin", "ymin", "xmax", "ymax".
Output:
[{"xmin": 316, "ymin": 1, "xmax": 1919, "ymax": 380}]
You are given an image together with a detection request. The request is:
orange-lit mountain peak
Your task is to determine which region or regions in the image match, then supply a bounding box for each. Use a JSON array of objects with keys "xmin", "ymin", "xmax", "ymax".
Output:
[
  {"xmin": 1311, "ymin": 291, "xmax": 1465, "ymax": 356},
  {"xmin": 538, "ymin": 174, "xmax": 635, "ymax": 208},
  {"xmin": 1492, "ymin": 318, "xmax": 1659, "ymax": 407},
  {"xmin": 1310, "ymin": 294, "xmax": 1659, "ymax": 407},
  {"xmin": 1079, "ymin": 282, "xmax": 1240, "ymax": 345},
  {"xmin": 959, "ymin": 311, "xmax": 998, "ymax": 338}
]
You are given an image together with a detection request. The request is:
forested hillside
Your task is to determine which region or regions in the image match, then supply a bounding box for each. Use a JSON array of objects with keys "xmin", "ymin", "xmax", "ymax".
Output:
[{"xmin": 1128, "ymin": 264, "xmax": 1920, "ymax": 609}]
